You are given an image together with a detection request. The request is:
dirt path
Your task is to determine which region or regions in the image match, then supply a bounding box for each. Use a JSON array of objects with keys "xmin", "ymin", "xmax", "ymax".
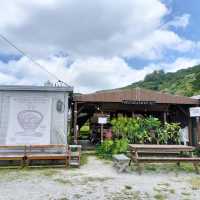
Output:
[{"xmin": 0, "ymin": 156, "xmax": 200, "ymax": 200}]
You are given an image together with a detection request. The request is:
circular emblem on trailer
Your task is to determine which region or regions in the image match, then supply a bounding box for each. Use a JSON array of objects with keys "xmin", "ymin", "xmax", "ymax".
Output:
[{"xmin": 56, "ymin": 100, "xmax": 65, "ymax": 113}]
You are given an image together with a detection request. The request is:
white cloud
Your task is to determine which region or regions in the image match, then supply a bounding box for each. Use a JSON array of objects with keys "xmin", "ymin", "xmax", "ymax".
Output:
[
  {"xmin": 0, "ymin": 55, "xmax": 199, "ymax": 93},
  {"xmin": 161, "ymin": 57, "xmax": 200, "ymax": 72},
  {"xmin": 0, "ymin": 0, "xmax": 199, "ymax": 92},
  {"xmin": 124, "ymin": 29, "xmax": 196, "ymax": 60},
  {"xmin": 165, "ymin": 14, "xmax": 190, "ymax": 28},
  {"xmin": 0, "ymin": 56, "xmax": 156, "ymax": 93},
  {"xmin": 0, "ymin": 72, "xmax": 17, "ymax": 84},
  {"xmin": 0, "ymin": 0, "xmax": 197, "ymax": 60}
]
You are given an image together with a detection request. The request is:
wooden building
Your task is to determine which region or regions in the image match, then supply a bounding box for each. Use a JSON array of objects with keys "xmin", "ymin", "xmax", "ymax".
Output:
[{"xmin": 72, "ymin": 88, "xmax": 200, "ymax": 145}]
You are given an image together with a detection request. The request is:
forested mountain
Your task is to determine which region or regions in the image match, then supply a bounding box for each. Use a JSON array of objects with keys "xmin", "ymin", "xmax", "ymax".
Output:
[{"xmin": 124, "ymin": 65, "xmax": 200, "ymax": 96}]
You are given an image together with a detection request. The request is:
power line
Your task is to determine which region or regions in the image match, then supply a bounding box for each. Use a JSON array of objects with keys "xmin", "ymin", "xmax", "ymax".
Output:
[{"xmin": 0, "ymin": 33, "xmax": 68, "ymax": 85}]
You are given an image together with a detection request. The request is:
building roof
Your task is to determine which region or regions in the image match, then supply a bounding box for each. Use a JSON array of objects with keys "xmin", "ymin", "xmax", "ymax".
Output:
[
  {"xmin": 0, "ymin": 85, "xmax": 73, "ymax": 92},
  {"xmin": 74, "ymin": 88, "xmax": 199, "ymax": 105}
]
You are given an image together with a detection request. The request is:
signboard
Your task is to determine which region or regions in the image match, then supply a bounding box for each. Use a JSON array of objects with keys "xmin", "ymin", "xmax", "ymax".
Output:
[
  {"xmin": 6, "ymin": 96, "xmax": 52, "ymax": 145},
  {"xmin": 122, "ymin": 100, "xmax": 156, "ymax": 105},
  {"xmin": 190, "ymin": 107, "xmax": 200, "ymax": 117},
  {"xmin": 98, "ymin": 117, "xmax": 107, "ymax": 124}
]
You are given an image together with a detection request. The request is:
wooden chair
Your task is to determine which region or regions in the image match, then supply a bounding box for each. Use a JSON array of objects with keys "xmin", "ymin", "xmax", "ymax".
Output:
[{"xmin": 68, "ymin": 145, "xmax": 82, "ymax": 167}]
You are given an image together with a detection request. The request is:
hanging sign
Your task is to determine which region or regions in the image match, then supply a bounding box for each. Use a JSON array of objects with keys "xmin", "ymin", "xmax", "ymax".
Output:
[
  {"xmin": 190, "ymin": 107, "xmax": 200, "ymax": 117},
  {"xmin": 98, "ymin": 117, "xmax": 107, "ymax": 124}
]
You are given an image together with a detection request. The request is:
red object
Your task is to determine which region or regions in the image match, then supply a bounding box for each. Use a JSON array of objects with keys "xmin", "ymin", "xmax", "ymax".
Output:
[{"xmin": 104, "ymin": 129, "xmax": 112, "ymax": 139}]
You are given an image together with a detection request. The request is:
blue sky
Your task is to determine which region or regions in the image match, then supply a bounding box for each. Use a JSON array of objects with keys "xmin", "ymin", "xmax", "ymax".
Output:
[
  {"xmin": 0, "ymin": 0, "xmax": 199, "ymax": 93},
  {"xmin": 127, "ymin": 0, "xmax": 200, "ymax": 67},
  {"xmin": 165, "ymin": 0, "xmax": 200, "ymax": 41}
]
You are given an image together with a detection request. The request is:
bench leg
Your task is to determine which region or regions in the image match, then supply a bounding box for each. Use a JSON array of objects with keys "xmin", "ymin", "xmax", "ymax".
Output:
[
  {"xmin": 26, "ymin": 159, "xmax": 30, "ymax": 167},
  {"xmin": 176, "ymin": 162, "xmax": 180, "ymax": 167},
  {"xmin": 129, "ymin": 159, "xmax": 132, "ymax": 166},
  {"xmin": 193, "ymin": 163, "xmax": 199, "ymax": 174},
  {"xmin": 65, "ymin": 158, "xmax": 68, "ymax": 168},
  {"xmin": 136, "ymin": 162, "xmax": 143, "ymax": 175},
  {"xmin": 20, "ymin": 159, "xmax": 24, "ymax": 168},
  {"xmin": 118, "ymin": 162, "xmax": 129, "ymax": 173}
]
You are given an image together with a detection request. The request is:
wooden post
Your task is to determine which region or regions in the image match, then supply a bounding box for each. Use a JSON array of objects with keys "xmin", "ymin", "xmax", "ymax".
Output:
[
  {"xmin": 196, "ymin": 117, "xmax": 200, "ymax": 146},
  {"xmin": 164, "ymin": 112, "xmax": 167, "ymax": 123},
  {"xmin": 188, "ymin": 118, "xmax": 192, "ymax": 146},
  {"xmin": 101, "ymin": 124, "xmax": 104, "ymax": 143},
  {"xmin": 73, "ymin": 101, "xmax": 78, "ymax": 144}
]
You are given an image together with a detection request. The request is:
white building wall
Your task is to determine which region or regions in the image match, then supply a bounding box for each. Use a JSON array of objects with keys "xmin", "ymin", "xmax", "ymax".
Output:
[{"xmin": 0, "ymin": 91, "xmax": 69, "ymax": 145}]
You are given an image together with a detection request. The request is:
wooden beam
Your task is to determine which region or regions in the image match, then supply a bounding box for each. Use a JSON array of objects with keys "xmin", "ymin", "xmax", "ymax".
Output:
[
  {"xmin": 164, "ymin": 112, "xmax": 167, "ymax": 123},
  {"xmin": 188, "ymin": 118, "xmax": 192, "ymax": 146},
  {"xmin": 197, "ymin": 117, "xmax": 200, "ymax": 146},
  {"xmin": 73, "ymin": 101, "xmax": 78, "ymax": 144}
]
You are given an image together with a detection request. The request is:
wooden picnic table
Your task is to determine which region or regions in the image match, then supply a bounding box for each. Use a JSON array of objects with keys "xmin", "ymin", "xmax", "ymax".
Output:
[
  {"xmin": 128, "ymin": 144, "xmax": 200, "ymax": 173},
  {"xmin": 129, "ymin": 144, "xmax": 194, "ymax": 154}
]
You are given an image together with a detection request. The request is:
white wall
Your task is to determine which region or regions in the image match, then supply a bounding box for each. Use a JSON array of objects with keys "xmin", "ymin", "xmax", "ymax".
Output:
[{"xmin": 0, "ymin": 91, "xmax": 69, "ymax": 145}]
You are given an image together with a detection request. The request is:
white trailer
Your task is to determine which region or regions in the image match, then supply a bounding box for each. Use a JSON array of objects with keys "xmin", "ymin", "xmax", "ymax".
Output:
[{"xmin": 0, "ymin": 85, "xmax": 73, "ymax": 145}]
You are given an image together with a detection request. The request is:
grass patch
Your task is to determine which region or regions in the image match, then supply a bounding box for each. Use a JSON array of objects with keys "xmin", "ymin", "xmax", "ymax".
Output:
[
  {"xmin": 181, "ymin": 192, "xmax": 191, "ymax": 196},
  {"xmin": 131, "ymin": 163, "xmax": 196, "ymax": 174},
  {"xmin": 154, "ymin": 193, "xmax": 167, "ymax": 200},
  {"xmin": 80, "ymin": 153, "xmax": 88, "ymax": 166},
  {"xmin": 169, "ymin": 189, "xmax": 175, "ymax": 194},
  {"xmin": 54, "ymin": 178, "xmax": 72, "ymax": 185},
  {"xmin": 154, "ymin": 182, "xmax": 176, "ymax": 197},
  {"xmin": 154, "ymin": 187, "xmax": 162, "ymax": 193},
  {"xmin": 0, "ymin": 168, "xmax": 31, "ymax": 181},
  {"xmin": 158, "ymin": 182, "xmax": 170, "ymax": 187},
  {"xmin": 73, "ymin": 194, "xmax": 83, "ymax": 199},
  {"xmin": 125, "ymin": 185, "xmax": 132, "ymax": 190},
  {"xmin": 107, "ymin": 189, "xmax": 141, "ymax": 200},
  {"xmin": 82, "ymin": 176, "xmax": 112, "ymax": 183},
  {"xmin": 39, "ymin": 168, "xmax": 59, "ymax": 177},
  {"xmin": 80, "ymin": 151, "xmax": 97, "ymax": 166}
]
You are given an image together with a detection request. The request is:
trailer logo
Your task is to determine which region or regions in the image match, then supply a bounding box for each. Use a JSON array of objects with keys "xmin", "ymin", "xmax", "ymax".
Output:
[{"xmin": 17, "ymin": 110, "xmax": 43, "ymax": 136}]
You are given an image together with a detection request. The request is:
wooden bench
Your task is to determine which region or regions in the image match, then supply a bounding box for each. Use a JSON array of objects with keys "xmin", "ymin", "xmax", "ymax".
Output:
[
  {"xmin": 129, "ymin": 144, "xmax": 200, "ymax": 174},
  {"xmin": 26, "ymin": 144, "xmax": 68, "ymax": 167},
  {"xmin": 0, "ymin": 145, "xmax": 26, "ymax": 167}
]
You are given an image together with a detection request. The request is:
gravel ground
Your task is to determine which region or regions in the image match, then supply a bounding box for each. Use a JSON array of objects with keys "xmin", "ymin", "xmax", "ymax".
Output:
[{"xmin": 0, "ymin": 156, "xmax": 200, "ymax": 200}]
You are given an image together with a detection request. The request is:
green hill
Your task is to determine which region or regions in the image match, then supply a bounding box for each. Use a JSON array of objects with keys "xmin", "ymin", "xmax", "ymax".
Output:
[{"xmin": 124, "ymin": 65, "xmax": 200, "ymax": 96}]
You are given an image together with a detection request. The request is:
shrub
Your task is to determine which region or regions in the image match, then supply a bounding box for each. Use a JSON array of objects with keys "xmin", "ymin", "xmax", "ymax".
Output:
[
  {"xmin": 96, "ymin": 139, "xmax": 113, "ymax": 158},
  {"xmin": 112, "ymin": 138, "xmax": 129, "ymax": 154},
  {"xmin": 111, "ymin": 116, "xmax": 181, "ymax": 145},
  {"xmin": 163, "ymin": 122, "xmax": 181, "ymax": 144},
  {"xmin": 96, "ymin": 138, "xmax": 129, "ymax": 158},
  {"xmin": 193, "ymin": 147, "xmax": 200, "ymax": 157}
]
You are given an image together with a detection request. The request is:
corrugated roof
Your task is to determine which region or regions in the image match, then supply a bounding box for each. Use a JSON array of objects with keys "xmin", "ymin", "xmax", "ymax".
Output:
[
  {"xmin": 74, "ymin": 88, "xmax": 199, "ymax": 105},
  {"xmin": 0, "ymin": 85, "xmax": 73, "ymax": 92}
]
